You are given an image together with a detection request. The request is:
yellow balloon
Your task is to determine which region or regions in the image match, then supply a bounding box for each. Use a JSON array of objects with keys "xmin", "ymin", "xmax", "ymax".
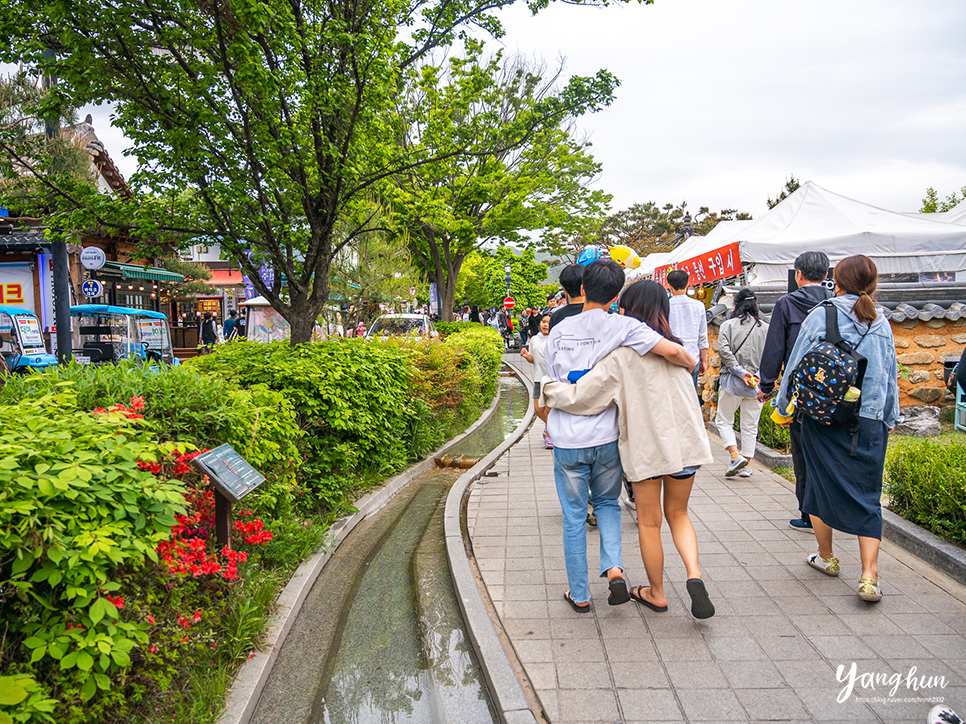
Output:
[{"xmin": 608, "ymin": 245, "xmax": 641, "ymax": 269}]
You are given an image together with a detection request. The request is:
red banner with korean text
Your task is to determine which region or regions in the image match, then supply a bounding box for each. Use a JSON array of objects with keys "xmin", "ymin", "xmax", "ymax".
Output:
[{"xmin": 655, "ymin": 242, "xmax": 741, "ymax": 286}]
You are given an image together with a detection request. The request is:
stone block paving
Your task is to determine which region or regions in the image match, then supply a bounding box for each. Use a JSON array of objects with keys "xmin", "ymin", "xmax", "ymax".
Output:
[{"xmin": 466, "ymin": 357, "xmax": 966, "ymax": 723}]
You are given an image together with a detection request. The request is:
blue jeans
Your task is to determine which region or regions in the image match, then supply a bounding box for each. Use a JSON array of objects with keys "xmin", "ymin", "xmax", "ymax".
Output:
[{"xmin": 553, "ymin": 441, "xmax": 624, "ymax": 604}]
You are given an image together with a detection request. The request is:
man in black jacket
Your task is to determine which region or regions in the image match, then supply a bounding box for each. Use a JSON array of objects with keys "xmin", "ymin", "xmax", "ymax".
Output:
[
  {"xmin": 757, "ymin": 251, "xmax": 832, "ymax": 533},
  {"xmin": 549, "ymin": 264, "xmax": 585, "ymax": 331}
]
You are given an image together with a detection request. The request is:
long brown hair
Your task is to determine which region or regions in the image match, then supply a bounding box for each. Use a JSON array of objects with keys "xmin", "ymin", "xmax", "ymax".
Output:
[
  {"xmin": 618, "ymin": 280, "xmax": 683, "ymax": 345},
  {"xmin": 833, "ymin": 255, "xmax": 878, "ymax": 324}
]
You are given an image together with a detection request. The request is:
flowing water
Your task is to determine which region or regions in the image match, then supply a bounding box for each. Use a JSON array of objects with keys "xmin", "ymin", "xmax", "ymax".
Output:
[{"xmin": 250, "ymin": 374, "xmax": 529, "ymax": 724}]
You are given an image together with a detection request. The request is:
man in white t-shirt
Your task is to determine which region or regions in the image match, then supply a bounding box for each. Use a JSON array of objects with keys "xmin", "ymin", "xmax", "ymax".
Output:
[
  {"xmin": 666, "ymin": 269, "xmax": 709, "ymax": 391},
  {"xmin": 538, "ymin": 260, "xmax": 696, "ymax": 612}
]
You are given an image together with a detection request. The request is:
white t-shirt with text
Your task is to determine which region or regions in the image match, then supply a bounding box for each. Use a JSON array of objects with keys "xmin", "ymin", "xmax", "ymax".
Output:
[{"xmin": 544, "ymin": 309, "xmax": 661, "ymax": 449}]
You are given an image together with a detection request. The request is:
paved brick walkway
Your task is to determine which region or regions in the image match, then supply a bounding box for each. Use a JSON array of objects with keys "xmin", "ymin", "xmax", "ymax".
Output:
[{"xmin": 466, "ymin": 356, "xmax": 966, "ymax": 723}]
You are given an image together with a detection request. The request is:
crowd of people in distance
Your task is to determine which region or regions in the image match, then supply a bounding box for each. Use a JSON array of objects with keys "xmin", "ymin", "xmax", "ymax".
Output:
[{"xmin": 521, "ymin": 252, "xmax": 899, "ymax": 618}]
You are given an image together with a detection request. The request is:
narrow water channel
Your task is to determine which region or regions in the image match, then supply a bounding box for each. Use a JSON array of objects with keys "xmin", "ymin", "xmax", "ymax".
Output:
[{"xmin": 249, "ymin": 373, "xmax": 529, "ymax": 724}]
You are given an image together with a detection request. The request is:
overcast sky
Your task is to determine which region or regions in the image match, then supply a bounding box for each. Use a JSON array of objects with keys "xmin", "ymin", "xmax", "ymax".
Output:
[{"xmin": 71, "ymin": 0, "xmax": 966, "ymax": 220}]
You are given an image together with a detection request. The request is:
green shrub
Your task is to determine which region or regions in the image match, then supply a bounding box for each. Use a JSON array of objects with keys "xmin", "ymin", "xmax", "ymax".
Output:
[
  {"xmin": 186, "ymin": 340, "xmax": 423, "ymax": 516},
  {"xmin": 0, "ymin": 363, "xmax": 302, "ymax": 519},
  {"xmin": 443, "ymin": 326, "xmax": 503, "ymax": 410},
  {"xmin": 0, "ymin": 393, "xmax": 186, "ymax": 715},
  {"xmin": 885, "ymin": 439, "xmax": 966, "ymax": 544},
  {"xmin": 756, "ymin": 407, "xmax": 790, "ymax": 452},
  {"xmin": 433, "ymin": 321, "xmax": 484, "ymax": 337}
]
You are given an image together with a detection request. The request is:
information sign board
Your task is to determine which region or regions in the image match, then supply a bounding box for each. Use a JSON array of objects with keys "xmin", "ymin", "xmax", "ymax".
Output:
[
  {"xmin": 191, "ymin": 444, "xmax": 265, "ymax": 503},
  {"xmin": 15, "ymin": 316, "xmax": 43, "ymax": 347},
  {"xmin": 82, "ymin": 279, "xmax": 104, "ymax": 298}
]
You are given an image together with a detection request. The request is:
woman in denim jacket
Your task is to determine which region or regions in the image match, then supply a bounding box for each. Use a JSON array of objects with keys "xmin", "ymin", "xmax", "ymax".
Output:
[{"xmin": 776, "ymin": 255, "xmax": 899, "ymax": 603}]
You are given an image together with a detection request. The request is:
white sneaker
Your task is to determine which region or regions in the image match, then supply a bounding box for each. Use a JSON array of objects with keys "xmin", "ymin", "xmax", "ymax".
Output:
[
  {"xmin": 738, "ymin": 467, "xmax": 752, "ymax": 477},
  {"xmin": 725, "ymin": 455, "xmax": 748, "ymax": 476},
  {"xmin": 928, "ymin": 704, "xmax": 963, "ymax": 724},
  {"xmin": 621, "ymin": 492, "xmax": 636, "ymax": 511},
  {"xmin": 807, "ymin": 552, "xmax": 840, "ymax": 577}
]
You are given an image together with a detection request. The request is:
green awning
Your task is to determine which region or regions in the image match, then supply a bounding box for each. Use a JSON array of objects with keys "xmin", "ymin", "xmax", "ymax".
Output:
[{"xmin": 100, "ymin": 261, "xmax": 184, "ymax": 283}]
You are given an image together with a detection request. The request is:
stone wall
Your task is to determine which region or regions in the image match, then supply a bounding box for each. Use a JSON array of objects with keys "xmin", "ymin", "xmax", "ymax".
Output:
[{"xmin": 704, "ymin": 318, "xmax": 965, "ymax": 409}]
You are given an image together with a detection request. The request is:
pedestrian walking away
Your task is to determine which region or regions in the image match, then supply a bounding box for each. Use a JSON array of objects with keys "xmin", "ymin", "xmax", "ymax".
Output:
[
  {"xmin": 199, "ymin": 311, "xmax": 218, "ymax": 354},
  {"xmin": 666, "ymin": 269, "xmax": 709, "ymax": 396},
  {"xmin": 775, "ymin": 254, "xmax": 899, "ymax": 603},
  {"xmin": 758, "ymin": 251, "xmax": 832, "ymax": 532},
  {"xmin": 520, "ymin": 312, "xmax": 553, "ymax": 448},
  {"xmin": 549, "ymin": 264, "xmax": 585, "ymax": 331},
  {"xmin": 714, "ymin": 288, "xmax": 769, "ymax": 478},
  {"xmin": 540, "ymin": 279, "xmax": 715, "ymax": 618},
  {"xmin": 223, "ymin": 309, "xmax": 239, "ymax": 340},
  {"xmin": 536, "ymin": 260, "xmax": 696, "ymax": 612}
]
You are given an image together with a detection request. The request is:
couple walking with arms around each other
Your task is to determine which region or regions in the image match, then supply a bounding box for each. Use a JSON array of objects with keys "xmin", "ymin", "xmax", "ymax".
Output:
[{"xmin": 535, "ymin": 260, "xmax": 716, "ymax": 619}]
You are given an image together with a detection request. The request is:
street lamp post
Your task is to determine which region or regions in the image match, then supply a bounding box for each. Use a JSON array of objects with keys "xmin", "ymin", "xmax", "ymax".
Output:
[{"xmin": 504, "ymin": 263, "xmax": 512, "ymax": 298}]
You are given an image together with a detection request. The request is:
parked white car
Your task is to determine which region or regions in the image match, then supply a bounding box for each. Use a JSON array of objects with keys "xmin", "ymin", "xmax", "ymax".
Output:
[{"xmin": 364, "ymin": 314, "xmax": 439, "ymax": 339}]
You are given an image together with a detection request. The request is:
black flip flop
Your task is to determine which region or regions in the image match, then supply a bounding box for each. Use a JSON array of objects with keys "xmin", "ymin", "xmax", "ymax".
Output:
[
  {"xmin": 564, "ymin": 591, "xmax": 590, "ymax": 614},
  {"xmin": 608, "ymin": 577, "xmax": 630, "ymax": 606},
  {"xmin": 686, "ymin": 578, "xmax": 715, "ymax": 619},
  {"xmin": 629, "ymin": 585, "xmax": 668, "ymax": 612}
]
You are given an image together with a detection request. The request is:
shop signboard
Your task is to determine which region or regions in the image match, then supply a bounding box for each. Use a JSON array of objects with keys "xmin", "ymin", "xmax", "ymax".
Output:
[
  {"xmin": 80, "ymin": 247, "xmax": 106, "ymax": 270},
  {"xmin": 655, "ymin": 242, "xmax": 741, "ymax": 287},
  {"xmin": 0, "ymin": 262, "xmax": 34, "ymax": 311}
]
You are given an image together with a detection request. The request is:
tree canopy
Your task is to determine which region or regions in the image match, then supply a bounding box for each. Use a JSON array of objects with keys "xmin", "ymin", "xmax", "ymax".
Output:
[
  {"xmin": 388, "ymin": 44, "xmax": 615, "ymax": 320},
  {"xmin": 0, "ymin": 0, "xmax": 643, "ymax": 342},
  {"xmin": 595, "ymin": 202, "xmax": 752, "ymax": 258},
  {"xmin": 920, "ymin": 186, "xmax": 966, "ymax": 213}
]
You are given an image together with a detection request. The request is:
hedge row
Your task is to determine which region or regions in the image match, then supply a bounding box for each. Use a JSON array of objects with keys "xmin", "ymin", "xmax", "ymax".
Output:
[{"xmin": 885, "ymin": 438, "xmax": 966, "ymax": 545}]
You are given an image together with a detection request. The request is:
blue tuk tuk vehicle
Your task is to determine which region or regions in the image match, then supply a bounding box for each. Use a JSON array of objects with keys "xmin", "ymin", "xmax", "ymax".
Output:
[
  {"xmin": 0, "ymin": 305, "xmax": 59, "ymax": 374},
  {"xmin": 70, "ymin": 305, "xmax": 179, "ymax": 367}
]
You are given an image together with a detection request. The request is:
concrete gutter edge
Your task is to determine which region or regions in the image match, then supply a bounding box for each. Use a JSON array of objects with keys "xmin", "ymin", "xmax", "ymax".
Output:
[
  {"xmin": 444, "ymin": 364, "xmax": 538, "ymax": 724},
  {"xmin": 882, "ymin": 508, "xmax": 966, "ymax": 587},
  {"xmin": 219, "ymin": 384, "xmax": 506, "ymax": 724}
]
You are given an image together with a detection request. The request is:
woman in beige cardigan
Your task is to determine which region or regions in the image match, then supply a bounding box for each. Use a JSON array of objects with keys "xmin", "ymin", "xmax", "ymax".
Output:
[{"xmin": 539, "ymin": 280, "xmax": 716, "ymax": 618}]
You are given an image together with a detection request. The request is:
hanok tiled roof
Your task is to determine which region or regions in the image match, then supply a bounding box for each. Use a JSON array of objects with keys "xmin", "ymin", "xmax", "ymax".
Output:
[{"xmin": 0, "ymin": 230, "xmax": 51, "ymax": 251}]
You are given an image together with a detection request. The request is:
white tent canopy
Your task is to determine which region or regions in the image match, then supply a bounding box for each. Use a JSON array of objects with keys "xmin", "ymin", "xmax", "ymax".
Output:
[
  {"xmin": 715, "ymin": 182, "xmax": 966, "ymax": 285},
  {"xmin": 937, "ymin": 197, "xmax": 966, "ymax": 225}
]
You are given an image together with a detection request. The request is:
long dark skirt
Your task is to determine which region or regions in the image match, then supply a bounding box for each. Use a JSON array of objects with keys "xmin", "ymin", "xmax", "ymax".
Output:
[{"xmin": 800, "ymin": 415, "xmax": 888, "ymax": 540}]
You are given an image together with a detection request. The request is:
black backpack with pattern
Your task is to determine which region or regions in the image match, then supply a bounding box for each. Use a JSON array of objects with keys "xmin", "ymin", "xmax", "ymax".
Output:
[{"xmin": 791, "ymin": 302, "xmax": 868, "ymax": 428}]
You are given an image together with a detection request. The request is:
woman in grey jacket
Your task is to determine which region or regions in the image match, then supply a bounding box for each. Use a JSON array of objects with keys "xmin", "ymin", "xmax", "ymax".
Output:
[{"xmin": 714, "ymin": 289, "xmax": 769, "ymax": 477}]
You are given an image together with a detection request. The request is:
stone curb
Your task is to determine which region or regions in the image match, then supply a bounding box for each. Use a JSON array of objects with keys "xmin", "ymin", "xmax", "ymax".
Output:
[
  {"xmin": 707, "ymin": 424, "xmax": 966, "ymax": 587},
  {"xmin": 707, "ymin": 420, "xmax": 793, "ymax": 468},
  {"xmin": 882, "ymin": 508, "xmax": 966, "ymax": 587},
  {"xmin": 444, "ymin": 364, "xmax": 538, "ymax": 724},
  {"xmin": 218, "ymin": 385, "xmax": 506, "ymax": 724}
]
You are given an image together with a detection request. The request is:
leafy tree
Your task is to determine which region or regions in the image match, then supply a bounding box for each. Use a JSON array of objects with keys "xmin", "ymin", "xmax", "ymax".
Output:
[
  {"xmin": 920, "ymin": 186, "xmax": 966, "ymax": 213},
  {"xmin": 389, "ymin": 45, "xmax": 615, "ymax": 321},
  {"xmin": 329, "ymin": 201, "xmax": 419, "ymax": 328},
  {"xmin": 0, "ymin": 0, "xmax": 638, "ymax": 342},
  {"xmin": 456, "ymin": 247, "xmax": 547, "ymax": 310},
  {"xmin": 0, "ymin": 72, "xmax": 97, "ymax": 209},
  {"xmin": 766, "ymin": 175, "xmax": 801, "ymax": 209},
  {"xmin": 598, "ymin": 202, "xmax": 751, "ymax": 258}
]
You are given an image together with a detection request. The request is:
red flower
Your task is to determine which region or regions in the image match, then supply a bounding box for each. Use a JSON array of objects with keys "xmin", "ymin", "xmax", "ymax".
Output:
[
  {"xmin": 106, "ymin": 595, "xmax": 125, "ymax": 610},
  {"xmin": 129, "ymin": 396, "xmax": 145, "ymax": 411},
  {"xmin": 147, "ymin": 614, "xmax": 156, "ymax": 625}
]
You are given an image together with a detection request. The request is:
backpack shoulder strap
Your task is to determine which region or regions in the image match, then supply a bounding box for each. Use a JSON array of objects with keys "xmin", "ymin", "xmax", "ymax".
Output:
[{"xmin": 823, "ymin": 301, "xmax": 844, "ymax": 346}]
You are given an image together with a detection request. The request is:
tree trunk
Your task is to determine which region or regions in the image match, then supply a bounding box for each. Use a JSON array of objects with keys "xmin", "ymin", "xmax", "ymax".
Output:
[
  {"xmin": 288, "ymin": 311, "xmax": 316, "ymax": 345},
  {"xmin": 440, "ymin": 254, "xmax": 465, "ymax": 322}
]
